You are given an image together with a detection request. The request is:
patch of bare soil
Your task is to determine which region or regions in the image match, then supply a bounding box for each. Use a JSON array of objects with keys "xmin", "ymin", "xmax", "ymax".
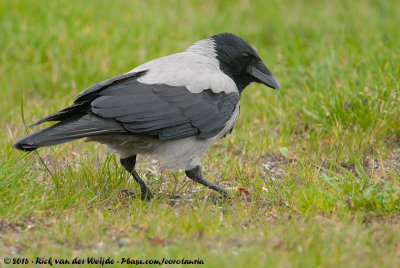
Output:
[
  {"xmin": 0, "ymin": 217, "xmax": 50, "ymax": 255},
  {"xmin": 260, "ymin": 154, "xmax": 288, "ymax": 181},
  {"xmin": 0, "ymin": 217, "xmax": 38, "ymax": 233},
  {"xmin": 365, "ymin": 148, "xmax": 400, "ymax": 173}
]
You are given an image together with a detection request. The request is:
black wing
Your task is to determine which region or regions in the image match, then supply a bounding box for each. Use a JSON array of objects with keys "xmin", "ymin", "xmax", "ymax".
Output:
[{"xmin": 32, "ymin": 71, "xmax": 240, "ymax": 140}]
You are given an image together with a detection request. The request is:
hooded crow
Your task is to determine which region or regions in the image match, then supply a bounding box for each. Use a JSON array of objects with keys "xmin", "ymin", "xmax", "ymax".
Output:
[{"xmin": 13, "ymin": 33, "xmax": 279, "ymax": 200}]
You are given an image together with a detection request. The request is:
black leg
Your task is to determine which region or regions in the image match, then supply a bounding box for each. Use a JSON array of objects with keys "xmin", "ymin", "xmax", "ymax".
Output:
[
  {"xmin": 185, "ymin": 166, "xmax": 228, "ymax": 197},
  {"xmin": 120, "ymin": 155, "xmax": 153, "ymax": 201}
]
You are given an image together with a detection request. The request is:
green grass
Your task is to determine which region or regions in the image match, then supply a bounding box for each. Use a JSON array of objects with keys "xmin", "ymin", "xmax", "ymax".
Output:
[{"xmin": 1, "ymin": 0, "xmax": 400, "ymax": 267}]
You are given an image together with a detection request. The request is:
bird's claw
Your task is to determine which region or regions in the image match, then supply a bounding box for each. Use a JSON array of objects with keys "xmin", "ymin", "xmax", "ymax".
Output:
[{"xmin": 121, "ymin": 189, "xmax": 153, "ymax": 201}]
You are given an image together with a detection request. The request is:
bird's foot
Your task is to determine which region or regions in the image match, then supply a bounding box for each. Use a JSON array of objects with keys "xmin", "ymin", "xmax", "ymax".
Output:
[
  {"xmin": 141, "ymin": 190, "xmax": 154, "ymax": 201},
  {"xmin": 121, "ymin": 189, "xmax": 153, "ymax": 201},
  {"xmin": 121, "ymin": 189, "xmax": 137, "ymax": 197}
]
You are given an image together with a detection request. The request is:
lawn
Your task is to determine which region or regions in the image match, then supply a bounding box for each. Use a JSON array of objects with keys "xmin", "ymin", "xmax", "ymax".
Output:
[{"xmin": 1, "ymin": 0, "xmax": 400, "ymax": 267}]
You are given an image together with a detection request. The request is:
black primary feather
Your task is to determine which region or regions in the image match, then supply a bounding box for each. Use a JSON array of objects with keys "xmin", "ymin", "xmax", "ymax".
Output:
[{"xmin": 29, "ymin": 71, "xmax": 147, "ymax": 127}]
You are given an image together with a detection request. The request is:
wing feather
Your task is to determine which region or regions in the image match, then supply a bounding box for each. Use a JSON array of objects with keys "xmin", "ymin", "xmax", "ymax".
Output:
[
  {"xmin": 90, "ymin": 81, "xmax": 240, "ymax": 139},
  {"xmin": 28, "ymin": 70, "xmax": 240, "ymax": 141}
]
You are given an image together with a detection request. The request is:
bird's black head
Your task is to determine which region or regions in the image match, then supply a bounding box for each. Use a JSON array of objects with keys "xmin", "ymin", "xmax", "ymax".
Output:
[{"xmin": 211, "ymin": 33, "xmax": 279, "ymax": 93}]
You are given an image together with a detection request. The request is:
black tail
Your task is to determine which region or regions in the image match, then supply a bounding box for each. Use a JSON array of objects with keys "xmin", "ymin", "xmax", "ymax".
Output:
[{"xmin": 13, "ymin": 114, "xmax": 126, "ymax": 151}]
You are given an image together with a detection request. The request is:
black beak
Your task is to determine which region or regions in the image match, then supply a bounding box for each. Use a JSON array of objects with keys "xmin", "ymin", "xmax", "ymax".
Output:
[{"xmin": 247, "ymin": 61, "xmax": 279, "ymax": 90}]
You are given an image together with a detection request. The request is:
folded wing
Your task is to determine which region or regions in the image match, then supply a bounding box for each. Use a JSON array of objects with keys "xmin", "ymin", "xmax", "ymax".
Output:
[
  {"xmin": 15, "ymin": 71, "xmax": 240, "ymax": 151},
  {"xmin": 90, "ymin": 74, "xmax": 240, "ymax": 139}
]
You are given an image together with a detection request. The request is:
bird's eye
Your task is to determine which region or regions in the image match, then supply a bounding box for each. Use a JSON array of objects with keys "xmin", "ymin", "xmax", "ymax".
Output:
[{"xmin": 241, "ymin": 52, "xmax": 250, "ymax": 59}]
